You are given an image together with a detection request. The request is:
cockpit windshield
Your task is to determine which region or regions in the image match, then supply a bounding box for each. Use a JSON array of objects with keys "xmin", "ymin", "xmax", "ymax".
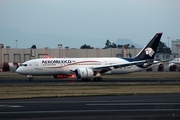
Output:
[{"xmin": 20, "ymin": 64, "xmax": 27, "ymax": 66}]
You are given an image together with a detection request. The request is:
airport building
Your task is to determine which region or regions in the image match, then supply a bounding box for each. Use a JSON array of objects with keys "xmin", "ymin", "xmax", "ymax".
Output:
[
  {"xmin": 0, "ymin": 44, "xmax": 176, "ymax": 72},
  {"xmin": 0, "ymin": 46, "xmax": 141, "ymax": 64},
  {"xmin": 171, "ymin": 39, "xmax": 180, "ymax": 54}
]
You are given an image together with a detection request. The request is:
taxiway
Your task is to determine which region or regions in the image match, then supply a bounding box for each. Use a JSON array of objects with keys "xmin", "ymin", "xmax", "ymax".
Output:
[{"xmin": 0, "ymin": 94, "xmax": 180, "ymax": 120}]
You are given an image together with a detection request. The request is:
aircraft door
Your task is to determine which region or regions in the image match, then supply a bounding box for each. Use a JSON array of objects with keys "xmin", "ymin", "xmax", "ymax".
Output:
[{"xmin": 32, "ymin": 62, "xmax": 39, "ymax": 74}]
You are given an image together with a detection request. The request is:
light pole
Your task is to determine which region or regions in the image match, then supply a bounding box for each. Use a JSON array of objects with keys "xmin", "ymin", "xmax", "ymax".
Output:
[
  {"xmin": 15, "ymin": 40, "xmax": 18, "ymax": 48},
  {"xmin": 167, "ymin": 37, "xmax": 170, "ymax": 48}
]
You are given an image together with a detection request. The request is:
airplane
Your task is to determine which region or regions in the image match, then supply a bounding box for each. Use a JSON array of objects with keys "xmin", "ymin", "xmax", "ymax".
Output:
[
  {"xmin": 16, "ymin": 32, "xmax": 163, "ymax": 81},
  {"xmin": 168, "ymin": 58, "xmax": 180, "ymax": 71}
]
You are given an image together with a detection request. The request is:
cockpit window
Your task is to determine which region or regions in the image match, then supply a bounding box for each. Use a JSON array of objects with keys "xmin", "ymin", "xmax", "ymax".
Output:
[{"xmin": 20, "ymin": 64, "xmax": 27, "ymax": 66}]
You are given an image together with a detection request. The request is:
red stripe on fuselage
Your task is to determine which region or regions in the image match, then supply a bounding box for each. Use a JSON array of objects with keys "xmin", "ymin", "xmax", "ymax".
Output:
[{"xmin": 43, "ymin": 60, "xmax": 100, "ymax": 68}]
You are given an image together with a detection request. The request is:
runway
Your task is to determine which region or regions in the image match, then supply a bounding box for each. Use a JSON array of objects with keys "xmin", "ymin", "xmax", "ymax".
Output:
[
  {"xmin": 0, "ymin": 78, "xmax": 180, "ymax": 85},
  {"xmin": 0, "ymin": 94, "xmax": 180, "ymax": 120}
]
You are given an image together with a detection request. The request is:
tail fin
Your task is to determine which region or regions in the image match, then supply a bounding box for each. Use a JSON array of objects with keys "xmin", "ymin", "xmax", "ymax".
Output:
[{"xmin": 135, "ymin": 32, "xmax": 163, "ymax": 60}]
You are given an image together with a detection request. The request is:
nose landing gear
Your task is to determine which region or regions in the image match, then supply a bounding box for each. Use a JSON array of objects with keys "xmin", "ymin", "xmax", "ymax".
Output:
[{"xmin": 27, "ymin": 75, "xmax": 33, "ymax": 82}]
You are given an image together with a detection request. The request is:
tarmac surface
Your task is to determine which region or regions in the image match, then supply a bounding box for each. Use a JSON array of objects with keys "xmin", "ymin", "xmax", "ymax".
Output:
[
  {"xmin": 0, "ymin": 78, "xmax": 180, "ymax": 84},
  {"xmin": 0, "ymin": 94, "xmax": 180, "ymax": 120},
  {"xmin": 0, "ymin": 78, "xmax": 180, "ymax": 119}
]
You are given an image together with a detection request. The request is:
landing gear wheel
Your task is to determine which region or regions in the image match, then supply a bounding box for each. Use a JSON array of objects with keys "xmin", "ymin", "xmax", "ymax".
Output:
[
  {"xmin": 81, "ymin": 78, "xmax": 91, "ymax": 81},
  {"xmin": 93, "ymin": 77, "xmax": 103, "ymax": 81},
  {"xmin": 93, "ymin": 78, "xmax": 97, "ymax": 81},
  {"xmin": 29, "ymin": 78, "xmax": 33, "ymax": 82},
  {"xmin": 98, "ymin": 77, "xmax": 103, "ymax": 81}
]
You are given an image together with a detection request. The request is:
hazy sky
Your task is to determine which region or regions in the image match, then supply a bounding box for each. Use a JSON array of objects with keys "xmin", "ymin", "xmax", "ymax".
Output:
[{"xmin": 0, "ymin": 0, "xmax": 180, "ymax": 48}]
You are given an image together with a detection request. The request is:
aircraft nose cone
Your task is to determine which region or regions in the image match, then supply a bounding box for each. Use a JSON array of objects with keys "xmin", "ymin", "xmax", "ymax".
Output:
[{"xmin": 16, "ymin": 67, "xmax": 22, "ymax": 74}]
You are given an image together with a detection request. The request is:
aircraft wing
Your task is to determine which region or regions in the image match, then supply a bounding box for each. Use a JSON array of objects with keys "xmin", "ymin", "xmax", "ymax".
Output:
[{"xmin": 92, "ymin": 60, "xmax": 147, "ymax": 72}]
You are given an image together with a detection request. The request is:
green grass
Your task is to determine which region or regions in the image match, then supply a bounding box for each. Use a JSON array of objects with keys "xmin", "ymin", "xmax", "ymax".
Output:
[{"xmin": 0, "ymin": 83, "xmax": 180, "ymax": 99}]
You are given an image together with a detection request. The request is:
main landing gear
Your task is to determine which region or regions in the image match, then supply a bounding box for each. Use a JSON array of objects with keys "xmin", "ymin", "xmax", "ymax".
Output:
[
  {"xmin": 81, "ymin": 78, "xmax": 91, "ymax": 81},
  {"xmin": 93, "ymin": 72, "xmax": 103, "ymax": 81},
  {"xmin": 93, "ymin": 77, "xmax": 103, "ymax": 81},
  {"xmin": 81, "ymin": 77, "xmax": 103, "ymax": 81},
  {"xmin": 27, "ymin": 75, "xmax": 33, "ymax": 82}
]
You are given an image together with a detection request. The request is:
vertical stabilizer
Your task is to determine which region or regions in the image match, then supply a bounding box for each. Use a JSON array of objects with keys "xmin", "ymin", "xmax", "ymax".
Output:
[{"xmin": 135, "ymin": 32, "xmax": 163, "ymax": 60}]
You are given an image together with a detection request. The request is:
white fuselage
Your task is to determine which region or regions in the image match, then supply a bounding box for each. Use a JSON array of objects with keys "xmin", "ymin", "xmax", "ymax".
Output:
[{"xmin": 16, "ymin": 57, "xmax": 159, "ymax": 76}]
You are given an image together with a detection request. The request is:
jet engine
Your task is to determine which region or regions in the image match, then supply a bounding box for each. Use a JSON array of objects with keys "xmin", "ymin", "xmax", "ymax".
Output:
[
  {"xmin": 75, "ymin": 68, "xmax": 94, "ymax": 79},
  {"xmin": 169, "ymin": 63, "xmax": 180, "ymax": 71}
]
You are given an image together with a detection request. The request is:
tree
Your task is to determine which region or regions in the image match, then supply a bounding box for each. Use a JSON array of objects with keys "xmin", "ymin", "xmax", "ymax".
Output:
[
  {"xmin": 80, "ymin": 44, "xmax": 94, "ymax": 49},
  {"xmin": 111, "ymin": 43, "xmax": 117, "ymax": 48},
  {"xmin": 124, "ymin": 44, "xmax": 130, "ymax": 49},
  {"xmin": 131, "ymin": 45, "xmax": 135, "ymax": 48},
  {"xmin": 157, "ymin": 41, "xmax": 171, "ymax": 54},
  {"xmin": 31, "ymin": 45, "xmax": 36, "ymax": 49},
  {"xmin": 117, "ymin": 45, "xmax": 123, "ymax": 48},
  {"xmin": 104, "ymin": 39, "xmax": 136, "ymax": 49},
  {"xmin": 104, "ymin": 39, "xmax": 111, "ymax": 48}
]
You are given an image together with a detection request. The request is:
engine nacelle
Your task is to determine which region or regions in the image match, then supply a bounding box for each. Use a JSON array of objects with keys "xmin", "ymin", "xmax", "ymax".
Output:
[
  {"xmin": 168, "ymin": 63, "xmax": 180, "ymax": 71},
  {"xmin": 75, "ymin": 68, "xmax": 94, "ymax": 79},
  {"xmin": 52, "ymin": 74, "xmax": 69, "ymax": 79}
]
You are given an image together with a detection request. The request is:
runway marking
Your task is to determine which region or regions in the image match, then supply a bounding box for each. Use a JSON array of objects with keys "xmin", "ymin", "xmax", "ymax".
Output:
[
  {"xmin": 0, "ymin": 105, "xmax": 8, "ymax": 107},
  {"xmin": 8, "ymin": 105, "xmax": 24, "ymax": 108},
  {"xmin": 86, "ymin": 103, "xmax": 180, "ymax": 106},
  {"xmin": 0, "ymin": 105, "xmax": 24, "ymax": 108},
  {"xmin": 0, "ymin": 109, "xmax": 180, "ymax": 114}
]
